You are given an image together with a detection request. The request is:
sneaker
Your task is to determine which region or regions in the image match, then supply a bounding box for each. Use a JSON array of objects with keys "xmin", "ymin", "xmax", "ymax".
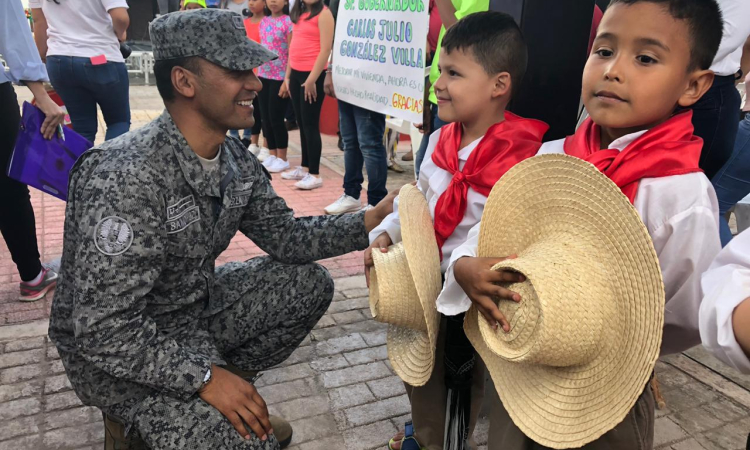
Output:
[
  {"xmin": 324, "ymin": 194, "xmax": 362, "ymax": 215},
  {"xmin": 19, "ymin": 266, "xmax": 59, "ymax": 302},
  {"xmin": 267, "ymin": 158, "xmax": 290, "ymax": 173},
  {"xmin": 262, "ymin": 155, "xmax": 277, "ymax": 168},
  {"xmin": 281, "ymin": 166, "xmax": 307, "ymax": 180},
  {"xmin": 361, "ymin": 204, "xmax": 375, "ymax": 211},
  {"xmin": 257, "ymin": 147, "xmax": 271, "ymax": 162},
  {"xmin": 248, "ymin": 143, "xmax": 260, "ymax": 156},
  {"xmin": 295, "ymin": 173, "xmax": 323, "ymax": 190},
  {"xmin": 388, "ymin": 161, "xmax": 405, "ymax": 173}
]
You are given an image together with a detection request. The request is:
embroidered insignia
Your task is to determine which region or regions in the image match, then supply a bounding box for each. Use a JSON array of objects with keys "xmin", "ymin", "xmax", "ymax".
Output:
[
  {"xmin": 233, "ymin": 15, "xmax": 244, "ymax": 29},
  {"xmin": 167, "ymin": 195, "xmax": 196, "ymax": 220},
  {"xmin": 166, "ymin": 206, "xmax": 201, "ymax": 234},
  {"xmin": 94, "ymin": 216, "xmax": 134, "ymax": 256}
]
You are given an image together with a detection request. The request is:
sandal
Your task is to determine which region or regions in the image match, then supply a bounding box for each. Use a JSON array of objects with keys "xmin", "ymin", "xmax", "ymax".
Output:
[{"xmin": 389, "ymin": 422, "xmax": 425, "ymax": 450}]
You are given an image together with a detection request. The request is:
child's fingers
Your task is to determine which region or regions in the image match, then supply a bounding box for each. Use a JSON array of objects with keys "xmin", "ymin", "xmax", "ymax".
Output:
[
  {"xmin": 487, "ymin": 269, "xmax": 525, "ymax": 284},
  {"xmin": 490, "ymin": 284, "xmax": 521, "ymax": 303},
  {"xmin": 476, "ymin": 298, "xmax": 510, "ymax": 332}
]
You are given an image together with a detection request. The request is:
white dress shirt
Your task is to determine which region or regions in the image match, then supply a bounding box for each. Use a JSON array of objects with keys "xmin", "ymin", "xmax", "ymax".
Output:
[
  {"xmin": 700, "ymin": 229, "xmax": 750, "ymax": 373},
  {"xmin": 369, "ymin": 129, "xmax": 487, "ymax": 273},
  {"xmin": 439, "ymin": 133, "xmax": 722, "ymax": 356},
  {"xmin": 709, "ymin": 0, "xmax": 750, "ymax": 76}
]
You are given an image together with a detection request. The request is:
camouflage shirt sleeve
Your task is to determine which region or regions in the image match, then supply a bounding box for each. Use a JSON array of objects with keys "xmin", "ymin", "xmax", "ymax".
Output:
[
  {"xmin": 238, "ymin": 162, "xmax": 370, "ymax": 262},
  {"xmin": 67, "ymin": 169, "xmax": 211, "ymax": 400}
]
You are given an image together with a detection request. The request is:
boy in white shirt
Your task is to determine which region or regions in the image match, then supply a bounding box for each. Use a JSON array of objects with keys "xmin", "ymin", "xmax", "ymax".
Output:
[
  {"xmin": 365, "ymin": 11, "xmax": 548, "ymax": 450},
  {"xmin": 443, "ymin": 0, "xmax": 724, "ymax": 448}
]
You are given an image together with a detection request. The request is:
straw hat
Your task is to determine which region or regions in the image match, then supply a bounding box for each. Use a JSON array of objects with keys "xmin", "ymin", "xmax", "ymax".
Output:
[
  {"xmin": 369, "ymin": 183, "xmax": 442, "ymax": 386},
  {"xmin": 465, "ymin": 154, "xmax": 664, "ymax": 449}
]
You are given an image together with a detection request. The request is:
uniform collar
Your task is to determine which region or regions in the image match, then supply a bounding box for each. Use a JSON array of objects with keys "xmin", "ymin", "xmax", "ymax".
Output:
[{"xmin": 157, "ymin": 110, "xmax": 238, "ymax": 198}]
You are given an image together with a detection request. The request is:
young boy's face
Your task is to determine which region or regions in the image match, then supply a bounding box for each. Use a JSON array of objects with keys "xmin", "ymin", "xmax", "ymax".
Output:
[
  {"xmin": 185, "ymin": 3, "xmax": 204, "ymax": 9},
  {"xmin": 583, "ymin": 2, "xmax": 709, "ymax": 135},
  {"xmin": 434, "ymin": 47, "xmax": 505, "ymax": 125}
]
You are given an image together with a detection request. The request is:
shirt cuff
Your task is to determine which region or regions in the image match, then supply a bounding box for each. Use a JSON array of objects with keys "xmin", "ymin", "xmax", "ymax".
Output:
[{"xmin": 436, "ymin": 238, "xmax": 478, "ymax": 316}]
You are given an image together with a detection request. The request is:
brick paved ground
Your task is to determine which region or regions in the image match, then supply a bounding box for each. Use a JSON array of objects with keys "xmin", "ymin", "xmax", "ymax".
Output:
[{"xmin": 3, "ymin": 86, "xmax": 750, "ymax": 450}]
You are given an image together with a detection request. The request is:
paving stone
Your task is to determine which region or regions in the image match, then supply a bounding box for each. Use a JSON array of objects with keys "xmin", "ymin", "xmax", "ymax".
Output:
[
  {"xmin": 390, "ymin": 413, "xmax": 411, "ymax": 431},
  {"xmin": 361, "ymin": 331, "xmax": 387, "ymax": 347},
  {"xmin": 344, "ymin": 395, "xmax": 411, "ymax": 427},
  {"xmin": 296, "ymin": 435, "xmax": 345, "ymax": 450},
  {"xmin": 314, "ymin": 315, "xmax": 336, "ymax": 329},
  {"xmin": 0, "ymin": 435, "xmax": 42, "ymax": 450},
  {"xmin": 42, "ymin": 422, "xmax": 104, "ymax": 449},
  {"xmin": 45, "ymin": 390, "xmax": 83, "ymax": 412},
  {"xmin": 329, "ymin": 383, "xmax": 375, "ymax": 410},
  {"xmin": 671, "ymin": 397, "xmax": 749, "ymax": 434},
  {"xmin": 44, "ymin": 373, "xmax": 72, "ymax": 395},
  {"xmin": 367, "ymin": 376, "xmax": 406, "ymax": 399},
  {"xmin": 343, "ymin": 288, "xmax": 370, "ymax": 299},
  {"xmin": 670, "ymin": 438, "xmax": 710, "ymax": 450},
  {"xmin": 328, "ymin": 298, "xmax": 369, "ymax": 314},
  {"xmin": 0, "ymin": 380, "xmax": 42, "ymax": 403},
  {"xmin": 269, "ymin": 395, "xmax": 330, "ymax": 421},
  {"xmin": 258, "ymin": 378, "xmax": 319, "ymax": 405},
  {"xmin": 323, "ymin": 362, "xmax": 392, "ymax": 388},
  {"xmin": 311, "ymin": 326, "xmax": 352, "ymax": 342},
  {"xmin": 315, "ymin": 334, "xmax": 368, "ymax": 357},
  {"xmin": 0, "ymin": 397, "xmax": 41, "ymax": 421},
  {"xmin": 43, "ymin": 406, "xmax": 100, "ymax": 430},
  {"xmin": 334, "ymin": 276, "xmax": 367, "ymax": 292},
  {"xmin": 3, "ymin": 337, "xmax": 45, "ymax": 353},
  {"xmin": 288, "ymin": 414, "xmax": 339, "ymax": 444},
  {"xmin": 48, "ymin": 359, "xmax": 66, "ymax": 375},
  {"xmin": 0, "ymin": 416, "xmax": 39, "ymax": 441},
  {"xmin": 342, "ymin": 321, "xmax": 387, "ymax": 335},
  {"xmin": 332, "ymin": 291, "xmax": 346, "ymax": 302},
  {"xmin": 661, "ymin": 381, "xmax": 721, "ymax": 413},
  {"xmin": 342, "ymin": 419, "xmax": 397, "ymax": 450},
  {"xmin": 0, "ymin": 363, "xmax": 43, "ymax": 384},
  {"xmin": 332, "ymin": 311, "xmax": 367, "ymax": 325},
  {"xmin": 254, "ymin": 363, "xmax": 315, "ymax": 388},
  {"xmin": 277, "ymin": 346, "xmax": 315, "ymax": 368},
  {"xmin": 696, "ymin": 417, "xmax": 750, "ymax": 450},
  {"xmin": 310, "ymin": 355, "xmax": 350, "ymax": 372},
  {"xmin": 47, "ymin": 345, "xmax": 60, "ymax": 360},
  {"xmin": 654, "ymin": 416, "xmax": 689, "ymax": 447},
  {"xmin": 345, "ymin": 345, "xmax": 388, "ymax": 366},
  {"xmin": 656, "ymin": 361, "xmax": 695, "ymax": 391}
]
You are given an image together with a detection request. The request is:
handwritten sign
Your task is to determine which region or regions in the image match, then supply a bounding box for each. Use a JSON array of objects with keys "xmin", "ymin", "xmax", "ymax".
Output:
[{"xmin": 333, "ymin": 0, "xmax": 429, "ymax": 123}]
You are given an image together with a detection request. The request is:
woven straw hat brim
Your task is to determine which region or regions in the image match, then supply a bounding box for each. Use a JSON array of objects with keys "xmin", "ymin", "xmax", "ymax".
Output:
[
  {"xmin": 370, "ymin": 184, "xmax": 442, "ymax": 387},
  {"xmin": 465, "ymin": 154, "xmax": 664, "ymax": 449}
]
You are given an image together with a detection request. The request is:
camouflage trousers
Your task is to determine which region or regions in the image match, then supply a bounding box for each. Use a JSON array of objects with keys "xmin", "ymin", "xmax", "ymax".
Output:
[{"xmin": 107, "ymin": 257, "xmax": 334, "ymax": 450}]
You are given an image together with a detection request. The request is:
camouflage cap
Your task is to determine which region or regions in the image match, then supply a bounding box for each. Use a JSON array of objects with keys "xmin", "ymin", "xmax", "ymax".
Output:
[{"xmin": 149, "ymin": 9, "xmax": 277, "ymax": 71}]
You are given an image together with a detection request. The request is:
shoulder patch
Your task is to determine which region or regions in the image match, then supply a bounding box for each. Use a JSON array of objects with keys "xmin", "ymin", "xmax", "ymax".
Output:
[
  {"xmin": 233, "ymin": 15, "xmax": 244, "ymax": 29},
  {"xmin": 94, "ymin": 216, "xmax": 134, "ymax": 256}
]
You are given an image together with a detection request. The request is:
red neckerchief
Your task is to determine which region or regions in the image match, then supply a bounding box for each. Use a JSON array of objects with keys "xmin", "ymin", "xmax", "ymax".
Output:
[
  {"xmin": 431, "ymin": 113, "xmax": 548, "ymax": 255},
  {"xmin": 563, "ymin": 110, "xmax": 703, "ymax": 203}
]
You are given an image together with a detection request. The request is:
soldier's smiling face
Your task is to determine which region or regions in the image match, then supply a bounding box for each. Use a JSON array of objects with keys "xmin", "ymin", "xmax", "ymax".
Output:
[{"xmin": 192, "ymin": 59, "xmax": 263, "ymax": 131}]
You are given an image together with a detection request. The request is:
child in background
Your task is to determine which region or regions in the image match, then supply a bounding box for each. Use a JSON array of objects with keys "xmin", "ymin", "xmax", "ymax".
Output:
[
  {"xmin": 283, "ymin": 0, "xmax": 334, "ymax": 190},
  {"xmin": 257, "ymin": 0, "xmax": 293, "ymax": 173},
  {"xmin": 445, "ymin": 1, "xmax": 723, "ymax": 448},
  {"xmin": 232, "ymin": 0, "xmax": 270, "ymax": 158},
  {"xmin": 183, "ymin": 0, "xmax": 207, "ymax": 9}
]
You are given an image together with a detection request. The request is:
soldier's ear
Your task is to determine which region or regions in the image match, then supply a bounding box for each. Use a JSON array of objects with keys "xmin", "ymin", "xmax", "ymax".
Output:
[{"xmin": 172, "ymin": 66, "xmax": 197, "ymax": 100}]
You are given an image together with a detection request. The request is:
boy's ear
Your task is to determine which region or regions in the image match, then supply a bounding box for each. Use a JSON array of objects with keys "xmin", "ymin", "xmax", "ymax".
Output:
[
  {"xmin": 677, "ymin": 69, "xmax": 714, "ymax": 108},
  {"xmin": 492, "ymin": 72, "xmax": 512, "ymax": 98}
]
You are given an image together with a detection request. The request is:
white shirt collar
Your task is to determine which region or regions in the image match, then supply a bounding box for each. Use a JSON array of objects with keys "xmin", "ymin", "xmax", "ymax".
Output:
[{"xmin": 608, "ymin": 130, "xmax": 648, "ymax": 151}]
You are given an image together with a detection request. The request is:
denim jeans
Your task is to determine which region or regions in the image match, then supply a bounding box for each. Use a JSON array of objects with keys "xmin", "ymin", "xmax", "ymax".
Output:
[
  {"xmin": 46, "ymin": 56, "xmax": 130, "ymax": 143},
  {"xmin": 692, "ymin": 74, "xmax": 742, "ymax": 180},
  {"xmin": 229, "ymin": 129, "xmax": 253, "ymax": 139},
  {"xmin": 415, "ymin": 102, "xmax": 449, "ymax": 178},
  {"xmin": 712, "ymin": 115, "xmax": 750, "ymax": 246},
  {"xmin": 339, "ymin": 101, "xmax": 388, "ymax": 206}
]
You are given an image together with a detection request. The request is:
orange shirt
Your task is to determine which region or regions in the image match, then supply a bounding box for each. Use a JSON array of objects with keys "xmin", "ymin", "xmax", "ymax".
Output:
[
  {"xmin": 289, "ymin": 9, "xmax": 326, "ymax": 72},
  {"xmin": 244, "ymin": 17, "xmax": 262, "ymax": 73}
]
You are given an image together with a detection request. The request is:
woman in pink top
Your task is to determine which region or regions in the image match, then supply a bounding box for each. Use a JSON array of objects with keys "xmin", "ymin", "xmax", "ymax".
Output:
[{"xmin": 281, "ymin": 0, "xmax": 333, "ymax": 190}]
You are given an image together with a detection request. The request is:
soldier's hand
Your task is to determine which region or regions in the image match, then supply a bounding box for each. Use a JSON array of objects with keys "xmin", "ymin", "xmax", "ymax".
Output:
[
  {"xmin": 453, "ymin": 256, "xmax": 525, "ymax": 332},
  {"xmin": 364, "ymin": 232, "xmax": 393, "ymax": 287},
  {"xmin": 198, "ymin": 365, "xmax": 273, "ymax": 441}
]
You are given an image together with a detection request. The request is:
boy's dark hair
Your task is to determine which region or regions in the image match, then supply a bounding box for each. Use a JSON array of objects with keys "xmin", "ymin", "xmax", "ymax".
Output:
[
  {"xmin": 154, "ymin": 57, "xmax": 203, "ymax": 102},
  {"xmin": 290, "ymin": 0, "xmax": 323, "ymax": 23},
  {"xmin": 441, "ymin": 11, "xmax": 527, "ymax": 96},
  {"xmin": 608, "ymin": 0, "xmax": 723, "ymax": 70}
]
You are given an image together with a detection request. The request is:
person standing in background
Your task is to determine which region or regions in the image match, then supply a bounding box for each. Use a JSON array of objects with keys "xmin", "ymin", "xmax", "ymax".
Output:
[
  {"xmin": 222, "ymin": 0, "xmax": 250, "ymax": 14},
  {"xmin": 283, "ymin": 0, "xmax": 334, "ymax": 190},
  {"xmin": 691, "ymin": 0, "xmax": 750, "ymax": 179},
  {"xmin": 1, "ymin": 0, "xmax": 66, "ymax": 302},
  {"xmin": 30, "ymin": 0, "xmax": 131, "ymax": 145}
]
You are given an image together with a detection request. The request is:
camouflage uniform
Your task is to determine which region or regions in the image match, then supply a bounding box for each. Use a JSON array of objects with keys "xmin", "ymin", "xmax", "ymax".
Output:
[{"xmin": 48, "ymin": 10, "xmax": 369, "ymax": 450}]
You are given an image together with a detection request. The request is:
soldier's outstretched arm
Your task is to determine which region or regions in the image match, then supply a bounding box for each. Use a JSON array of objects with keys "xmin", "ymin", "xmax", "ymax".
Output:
[{"xmin": 62, "ymin": 169, "xmax": 212, "ymax": 400}]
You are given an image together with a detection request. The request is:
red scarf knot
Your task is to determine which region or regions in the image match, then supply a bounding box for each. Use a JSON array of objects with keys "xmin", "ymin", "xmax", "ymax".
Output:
[
  {"xmin": 431, "ymin": 112, "xmax": 549, "ymax": 258},
  {"xmin": 563, "ymin": 110, "xmax": 703, "ymax": 204}
]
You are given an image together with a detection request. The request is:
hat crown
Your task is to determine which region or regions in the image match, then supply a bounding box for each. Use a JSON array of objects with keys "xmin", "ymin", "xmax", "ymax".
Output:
[{"xmin": 481, "ymin": 232, "xmax": 614, "ymax": 368}]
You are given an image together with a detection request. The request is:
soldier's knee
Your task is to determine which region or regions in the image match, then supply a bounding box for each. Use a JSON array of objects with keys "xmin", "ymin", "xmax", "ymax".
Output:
[{"xmin": 298, "ymin": 263, "xmax": 334, "ymax": 306}]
